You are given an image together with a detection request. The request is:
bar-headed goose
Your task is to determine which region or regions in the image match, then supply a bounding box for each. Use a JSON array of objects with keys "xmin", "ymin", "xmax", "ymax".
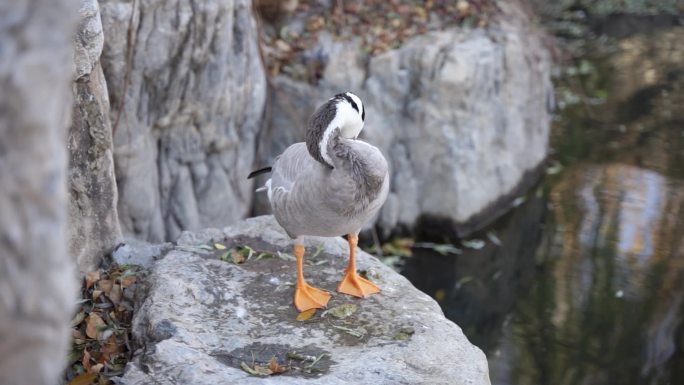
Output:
[{"xmin": 248, "ymin": 92, "xmax": 389, "ymax": 311}]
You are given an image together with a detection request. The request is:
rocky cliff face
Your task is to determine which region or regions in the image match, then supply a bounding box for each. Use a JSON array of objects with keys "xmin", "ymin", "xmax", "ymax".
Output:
[
  {"xmin": 99, "ymin": 0, "xmax": 267, "ymax": 242},
  {"xmin": 69, "ymin": 0, "xmax": 123, "ymax": 275},
  {"xmin": 63, "ymin": 0, "xmax": 553, "ymax": 263},
  {"xmin": 254, "ymin": 1, "xmax": 553, "ymax": 238}
]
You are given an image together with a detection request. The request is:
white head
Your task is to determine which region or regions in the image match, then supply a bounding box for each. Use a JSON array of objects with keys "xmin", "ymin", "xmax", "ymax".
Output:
[
  {"xmin": 335, "ymin": 92, "xmax": 365, "ymax": 139},
  {"xmin": 307, "ymin": 92, "xmax": 366, "ymax": 167}
]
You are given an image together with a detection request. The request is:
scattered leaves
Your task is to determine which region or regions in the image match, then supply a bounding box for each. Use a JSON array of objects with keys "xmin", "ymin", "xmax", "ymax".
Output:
[
  {"xmin": 219, "ymin": 245, "xmax": 275, "ymax": 264},
  {"xmin": 259, "ymin": 0, "xmax": 501, "ymax": 81},
  {"xmin": 322, "ymin": 303, "xmax": 357, "ymax": 319},
  {"xmin": 240, "ymin": 362, "xmax": 269, "ymax": 376},
  {"xmin": 240, "ymin": 358, "xmax": 289, "ymax": 377},
  {"xmin": 296, "ymin": 308, "xmax": 317, "ymax": 321},
  {"xmin": 64, "ymin": 264, "xmax": 143, "ymax": 385}
]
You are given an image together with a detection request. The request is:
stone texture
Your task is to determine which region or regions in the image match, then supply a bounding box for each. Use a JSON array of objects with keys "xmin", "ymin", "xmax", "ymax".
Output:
[
  {"xmin": 99, "ymin": 0, "xmax": 267, "ymax": 242},
  {"xmin": 119, "ymin": 216, "xmax": 490, "ymax": 385},
  {"xmin": 0, "ymin": 1, "xmax": 79, "ymax": 384},
  {"xmin": 111, "ymin": 239, "xmax": 173, "ymax": 269},
  {"xmin": 69, "ymin": 0, "xmax": 123, "ymax": 275},
  {"xmin": 254, "ymin": 2, "xmax": 553, "ymax": 238}
]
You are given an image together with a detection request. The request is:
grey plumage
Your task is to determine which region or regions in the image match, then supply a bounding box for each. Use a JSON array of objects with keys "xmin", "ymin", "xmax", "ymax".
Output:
[{"xmin": 264, "ymin": 93, "xmax": 388, "ymax": 239}]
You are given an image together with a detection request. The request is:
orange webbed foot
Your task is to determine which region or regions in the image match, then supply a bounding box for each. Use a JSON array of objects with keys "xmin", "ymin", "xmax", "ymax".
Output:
[
  {"xmin": 337, "ymin": 269, "xmax": 380, "ymax": 298},
  {"xmin": 294, "ymin": 282, "xmax": 331, "ymax": 312}
]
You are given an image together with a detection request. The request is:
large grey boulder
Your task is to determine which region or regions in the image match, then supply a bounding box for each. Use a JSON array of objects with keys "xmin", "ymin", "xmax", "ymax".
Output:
[
  {"xmin": 120, "ymin": 216, "xmax": 490, "ymax": 385},
  {"xmin": 0, "ymin": 1, "xmax": 79, "ymax": 384},
  {"xmin": 69, "ymin": 0, "xmax": 123, "ymax": 275},
  {"xmin": 99, "ymin": 0, "xmax": 267, "ymax": 242},
  {"xmin": 255, "ymin": 2, "xmax": 553, "ymax": 237}
]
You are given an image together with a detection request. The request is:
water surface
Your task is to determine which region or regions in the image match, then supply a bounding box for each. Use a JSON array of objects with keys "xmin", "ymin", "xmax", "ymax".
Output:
[{"xmin": 401, "ymin": 25, "xmax": 684, "ymax": 385}]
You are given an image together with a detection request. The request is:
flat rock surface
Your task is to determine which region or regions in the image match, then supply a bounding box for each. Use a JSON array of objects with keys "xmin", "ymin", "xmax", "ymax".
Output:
[{"xmin": 121, "ymin": 216, "xmax": 490, "ymax": 385}]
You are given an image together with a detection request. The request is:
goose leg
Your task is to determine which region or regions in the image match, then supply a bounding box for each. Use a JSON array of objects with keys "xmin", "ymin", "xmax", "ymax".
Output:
[
  {"xmin": 293, "ymin": 241, "xmax": 331, "ymax": 311},
  {"xmin": 337, "ymin": 234, "xmax": 380, "ymax": 297}
]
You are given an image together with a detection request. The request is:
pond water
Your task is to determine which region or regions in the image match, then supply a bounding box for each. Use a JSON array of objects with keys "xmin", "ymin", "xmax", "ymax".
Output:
[{"xmin": 400, "ymin": 25, "xmax": 684, "ymax": 385}]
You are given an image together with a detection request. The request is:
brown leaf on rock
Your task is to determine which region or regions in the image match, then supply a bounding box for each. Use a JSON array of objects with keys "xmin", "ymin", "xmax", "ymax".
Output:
[
  {"xmin": 67, "ymin": 372, "xmax": 97, "ymax": 385},
  {"xmin": 231, "ymin": 249, "xmax": 246, "ymax": 264},
  {"xmin": 85, "ymin": 313, "xmax": 105, "ymax": 339},
  {"xmin": 268, "ymin": 356, "xmax": 289, "ymax": 374},
  {"xmin": 296, "ymin": 308, "xmax": 316, "ymax": 321},
  {"xmin": 85, "ymin": 271, "xmax": 100, "ymax": 290},
  {"xmin": 92, "ymin": 290, "xmax": 102, "ymax": 301}
]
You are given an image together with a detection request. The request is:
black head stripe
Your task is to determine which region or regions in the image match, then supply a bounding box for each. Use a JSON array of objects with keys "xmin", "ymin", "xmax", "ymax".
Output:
[
  {"xmin": 341, "ymin": 93, "xmax": 359, "ymax": 113},
  {"xmin": 362, "ymin": 106, "xmax": 365, "ymax": 121}
]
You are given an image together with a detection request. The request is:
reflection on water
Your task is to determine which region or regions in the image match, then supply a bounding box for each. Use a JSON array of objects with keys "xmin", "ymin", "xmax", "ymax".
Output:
[{"xmin": 400, "ymin": 26, "xmax": 684, "ymax": 385}]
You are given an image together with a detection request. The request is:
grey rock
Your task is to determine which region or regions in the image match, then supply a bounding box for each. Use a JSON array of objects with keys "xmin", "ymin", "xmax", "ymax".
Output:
[
  {"xmin": 119, "ymin": 216, "xmax": 490, "ymax": 385},
  {"xmin": 255, "ymin": 2, "xmax": 553, "ymax": 238},
  {"xmin": 176, "ymin": 227, "xmax": 224, "ymax": 247},
  {"xmin": 99, "ymin": 0, "xmax": 267, "ymax": 242},
  {"xmin": 73, "ymin": 0, "xmax": 104, "ymax": 79},
  {"xmin": 68, "ymin": 0, "xmax": 123, "ymax": 275},
  {"xmin": 0, "ymin": 1, "xmax": 80, "ymax": 384},
  {"xmin": 111, "ymin": 239, "xmax": 172, "ymax": 269}
]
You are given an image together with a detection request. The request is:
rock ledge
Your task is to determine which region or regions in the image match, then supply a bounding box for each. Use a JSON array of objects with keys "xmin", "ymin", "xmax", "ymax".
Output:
[{"xmin": 120, "ymin": 215, "xmax": 490, "ymax": 385}]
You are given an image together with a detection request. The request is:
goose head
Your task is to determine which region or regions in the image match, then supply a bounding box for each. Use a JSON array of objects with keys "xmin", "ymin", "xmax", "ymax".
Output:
[{"xmin": 306, "ymin": 92, "xmax": 366, "ymax": 167}]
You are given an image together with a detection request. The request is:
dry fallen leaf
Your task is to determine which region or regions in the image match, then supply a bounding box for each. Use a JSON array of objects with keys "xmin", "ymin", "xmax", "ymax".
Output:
[
  {"xmin": 231, "ymin": 249, "xmax": 246, "ymax": 264},
  {"xmin": 240, "ymin": 362, "xmax": 273, "ymax": 376},
  {"xmin": 296, "ymin": 308, "xmax": 316, "ymax": 321},
  {"xmin": 82, "ymin": 349, "xmax": 92, "ymax": 372},
  {"xmin": 71, "ymin": 310, "xmax": 86, "ymax": 328},
  {"xmin": 85, "ymin": 271, "xmax": 100, "ymax": 290},
  {"xmin": 67, "ymin": 372, "xmax": 97, "ymax": 385},
  {"xmin": 109, "ymin": 284, "xmax": 122, "ymax": 306},
  {"xmin": 89, "ymin": 363, "xmax": 104, "ymax": 374},
  {"xmin": 92, "ymin": 290, "xmax": 102, "ymax": 301},
  {"xmin": 85, "ymin": 313, "xmax": 106, "ymax": 339},
  {"xmin": 101, "ymin": 334, "xmax": 120, "ymax": 360},
  {"xmin": 121, "ymin": 275, "xmax": 137, "ymax": 288},
  {"xmin": 268, "ymin": 356, "xmax": 289, "ymax": 374},
  {"xmin": 98, "ymin": 279, "xmax": 113, "ymax": 294}
]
